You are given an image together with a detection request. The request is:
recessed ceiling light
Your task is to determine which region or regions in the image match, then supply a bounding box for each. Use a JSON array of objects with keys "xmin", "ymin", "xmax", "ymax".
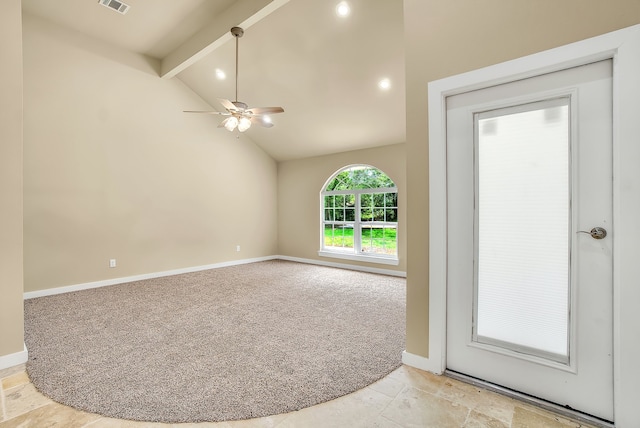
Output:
[
  {"xmin": 378, "ymin": 78, "xmax": 391, "ymax": 90},
  {"xmin": 263, "ymin": 115, "xmax": 272, "ymax": 124},
  {"xmin": 215, "ymin": 69, "xmax": 226, "ymax": 80},
  {"xmin": 336, "ymin": 1, "xmax": 350, "ymax": 17}
]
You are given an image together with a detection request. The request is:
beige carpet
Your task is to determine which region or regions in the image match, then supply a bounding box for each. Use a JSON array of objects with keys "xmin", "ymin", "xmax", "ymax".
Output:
[{"xmin": 24, "ymin": 260, "xmax": 406, "ymax": 423}]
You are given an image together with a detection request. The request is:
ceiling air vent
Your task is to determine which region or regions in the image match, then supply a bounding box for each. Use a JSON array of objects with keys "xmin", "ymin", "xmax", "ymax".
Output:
[{"xmin": 98, "ymin": 0, "xmax": 130, "ymax": 15}]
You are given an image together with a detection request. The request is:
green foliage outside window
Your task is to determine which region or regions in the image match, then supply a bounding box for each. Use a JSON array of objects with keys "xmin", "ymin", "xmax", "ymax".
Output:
[
  {"xmin": 324, "ymin": 225, "xmax": 397, "ymax": 254},
  {"xmin": 322, "ymin": 165, "xmax": 398, "ymax": 258},
  {"xmin": 325, "ymin": 167, "xmax": 395, "ymax": 191}
]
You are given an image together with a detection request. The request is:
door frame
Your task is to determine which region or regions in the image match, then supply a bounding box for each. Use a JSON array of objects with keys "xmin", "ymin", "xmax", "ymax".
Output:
[{"xmin": 425, "ymin": 25, "xmax": 640, "ymax": 427}]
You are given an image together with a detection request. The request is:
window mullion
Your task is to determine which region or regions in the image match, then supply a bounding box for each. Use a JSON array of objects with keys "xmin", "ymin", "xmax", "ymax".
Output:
[
  {"xmin": 320, "ymin": 166, "xmax": 398, "ymax": 264},
  {"xmin": 355, "ymin": 193, "xmax": 361, "ymax": 253}
]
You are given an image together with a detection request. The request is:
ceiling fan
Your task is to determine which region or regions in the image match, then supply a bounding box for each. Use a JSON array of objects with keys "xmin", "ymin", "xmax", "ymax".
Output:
[{"xmin": 184, "ymin": 26, "xmax": 284, "ymax": 132}]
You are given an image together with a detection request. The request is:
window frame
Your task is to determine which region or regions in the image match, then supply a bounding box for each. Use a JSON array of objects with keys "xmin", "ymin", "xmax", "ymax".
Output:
[{"xmin": 319, "ymin": 167, "xmax": 399, "ymax": 266}]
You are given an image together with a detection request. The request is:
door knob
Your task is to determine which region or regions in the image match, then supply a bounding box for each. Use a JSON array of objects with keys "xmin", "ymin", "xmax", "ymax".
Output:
[{"xmin": 577, "ymin": 227, "xmax": 607, "ymax": 240}]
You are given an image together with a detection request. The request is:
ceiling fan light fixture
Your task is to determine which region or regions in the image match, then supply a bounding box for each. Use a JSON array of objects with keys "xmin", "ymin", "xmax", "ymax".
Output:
[
  {"xmin": 223, "ymin": 116, "xmax": 239, "ymax": 131},
  {"xmin": 238, "ymin": 117, "xmax": 252, "ymax": 132},
  {"xmin": 184, "ymin": 26, "xmax": 283, "ymax": 132}
]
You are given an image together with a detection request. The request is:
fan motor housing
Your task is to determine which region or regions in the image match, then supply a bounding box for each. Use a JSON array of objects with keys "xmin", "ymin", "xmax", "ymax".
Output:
[{"xmin": 232, "ymin": 101, "xmax": 248, "ymax": 111}]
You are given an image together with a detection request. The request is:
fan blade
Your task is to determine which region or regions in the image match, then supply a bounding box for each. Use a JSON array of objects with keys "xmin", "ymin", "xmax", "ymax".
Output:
[
  {"xmin": 250, "ymin": 116, "xmax": 274, "ymax": 128},
  {"xmin": 184, "ymin": 110, "xmax": 228, "ymax": 115},
  {"xmin": 218, "ymin": 98, "xmax": 237, "ymax": 111},
  {"xmin": 246, "ymin": 106, "xmax": 284, "ymax": 115}
]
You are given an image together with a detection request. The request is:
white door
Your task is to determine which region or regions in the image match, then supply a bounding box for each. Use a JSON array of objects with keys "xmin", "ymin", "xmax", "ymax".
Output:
[{"xmin": 445, "ymin": 60, "xmax": 613, "ymax": 421}]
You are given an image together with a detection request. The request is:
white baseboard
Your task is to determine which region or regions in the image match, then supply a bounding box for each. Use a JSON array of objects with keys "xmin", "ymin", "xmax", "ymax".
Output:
[
  {"xmin": 402, "ymin": 350, "xmax": 444, "ymax": 375},
  {"xmin": 24, "ymin": 256, "xmax": 279, "ymax": 299},
  {"xmin": 0, "ymin": 343, "xmax": 28, "ymax": 371},
  {"xmin": 277, "ymin": 255, "xmax": 406, "ymax": 277},
  {"xmin": 23, "ymin": 255, "xmax": 405, "ymax": 300}
]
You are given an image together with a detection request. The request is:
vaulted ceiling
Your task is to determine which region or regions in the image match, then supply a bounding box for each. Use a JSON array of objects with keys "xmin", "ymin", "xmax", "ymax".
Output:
[{"xmin": 21, "ymin": 0, "xmax": 405, "ymax": 161}]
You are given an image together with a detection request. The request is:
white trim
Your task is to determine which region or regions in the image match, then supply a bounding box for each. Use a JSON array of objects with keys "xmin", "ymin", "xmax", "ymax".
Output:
[
  {"xmin": 317, "ymin": 250, "xmax": 399, "ymax": 266},
  {"xmin": 0, "ymin": 343, "xmax": 28, "ymax": 371},
  {"xmin": 402, "ymin": 351, "xmax": 443, "ymax": 374},
  {"xmin": 427, "ymin": 24, "xmax": 640, "ymax": 427},
  {"xmin": 23, "ymin": 256, "xmax": 278, "ymax": 299},
  {"xmin": 320, "ymin": 165, "xmax": 399, "ymax": 259},
  {"xmin": 23, "ymin": 255, "xmax": 405, "ymax": 300},
  {"xmin": 278, "ymin": 255, "xmax": 406, "ymax": 277}
]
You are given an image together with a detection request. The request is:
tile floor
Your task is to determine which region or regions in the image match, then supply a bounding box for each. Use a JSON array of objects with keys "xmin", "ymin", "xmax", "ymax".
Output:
[{"xmin": 0, "ymin": 364, "xmax": 596, "ymax": 428}]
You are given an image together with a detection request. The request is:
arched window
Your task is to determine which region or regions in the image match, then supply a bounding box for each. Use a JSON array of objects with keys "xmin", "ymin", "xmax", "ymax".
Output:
[{"xmin": 319, "ymin": 165, "xmax": 398, "ymax": 265}]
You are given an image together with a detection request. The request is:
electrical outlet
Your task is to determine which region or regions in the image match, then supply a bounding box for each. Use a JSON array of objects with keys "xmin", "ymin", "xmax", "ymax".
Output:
[
  {"xmin": 109, "ymin": 259, "xmax": 116, "ymax": 268},
  {"xmin": 236, "ymin": 245, "xmax": 241, "ymax": 252}
]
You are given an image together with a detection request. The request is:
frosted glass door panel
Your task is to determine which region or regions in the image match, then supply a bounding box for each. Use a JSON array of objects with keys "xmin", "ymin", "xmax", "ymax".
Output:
[{"xmin": 475, "ymin": 98, "xmax": 570, "ymax": 362}]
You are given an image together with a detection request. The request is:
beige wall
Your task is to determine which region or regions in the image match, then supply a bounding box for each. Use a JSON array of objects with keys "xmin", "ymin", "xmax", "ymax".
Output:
[
  {"xmin": 404, "ymin": 0, "xmax": 640, "ymax": 357},
  {"xmin": 0, "ymin": 0, "xmax": 24, "ymax": 358},
  {"xmin": 22, "ymin": 14, "xmax": 278, "ymax": 292},
  {"xmin": 278, "ymin": 144, "xmax": 406, "ymax": 272}
]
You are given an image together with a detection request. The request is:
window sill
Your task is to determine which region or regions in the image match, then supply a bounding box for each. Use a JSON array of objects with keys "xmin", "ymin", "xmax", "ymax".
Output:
[{"xmin": 318, "ymin": 250, "xmax": 399, "ymax": 266}]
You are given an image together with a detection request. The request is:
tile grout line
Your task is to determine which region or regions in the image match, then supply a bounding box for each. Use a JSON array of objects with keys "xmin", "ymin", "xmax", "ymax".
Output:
[
  {"xmin": 0, "ymin": 379, "xmax": 6, "ymax": 422},
  {"xmin": 273, "ymin": 414, "xmax": 290, "ymax": 427},
  {"xmin": 0, "ymin": 375, "xmax": 16, "ymax": 424},
  {"xmin": 376, "ymin": 413, "xmax": 406, "ymax": 428},
  {"xmin": 435, "ymin": 380, "xmax": 516, "ymax": 427},
  {"xmin": 367, "ymin": 375, "xmax": 407, "ymax": 400},
  {"xmin": 374, "ymin": 384, "xmax": 410, "ymax": 427},
  {"xmin": 460, "ymin": 408, "xmax": 474, "ymax": 428},
  {"xmin": 425, "ymin": 385, "xmax": 476, "ymax": 425},
  {"xmin": 3, "ymin": 382, "xmax": 55, "ymax": 423},
  {"xmin": 81, "ymin": 416, "xmax": 105, "ymax": 427}
]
